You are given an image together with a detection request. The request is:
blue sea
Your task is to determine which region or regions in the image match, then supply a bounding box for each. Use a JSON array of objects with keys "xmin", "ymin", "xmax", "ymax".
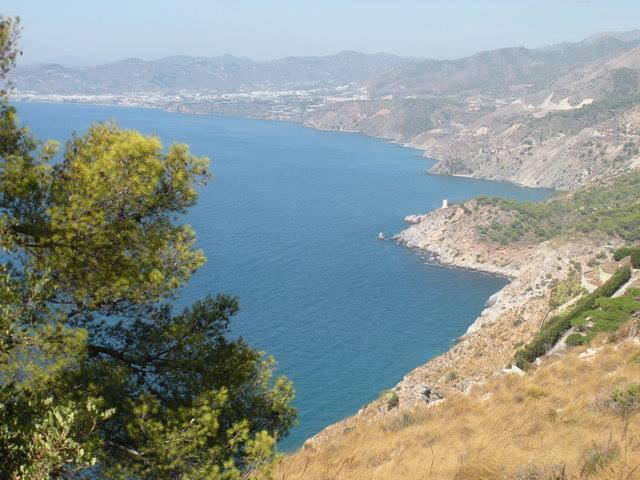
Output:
[{"xmin": 16, "ymin": 102, "xmax": 551, "ymax": 449}]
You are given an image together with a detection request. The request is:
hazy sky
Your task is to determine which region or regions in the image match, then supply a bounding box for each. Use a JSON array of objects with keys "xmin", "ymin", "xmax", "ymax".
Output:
[{"xmin": 8, "ymin": 0, "xmax": 640, "ymax": 65}]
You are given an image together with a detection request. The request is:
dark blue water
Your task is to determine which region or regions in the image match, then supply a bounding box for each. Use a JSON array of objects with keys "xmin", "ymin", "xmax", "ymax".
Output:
[{"xmin": 16, "ymin": 102, "xmax": 551, "ymax": 449}]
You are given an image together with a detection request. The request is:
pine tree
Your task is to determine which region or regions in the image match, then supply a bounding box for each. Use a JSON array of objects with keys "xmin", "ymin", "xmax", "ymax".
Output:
[{"xmin": 0, "ymin": 15, "xmax": 295, "ymax": 479}]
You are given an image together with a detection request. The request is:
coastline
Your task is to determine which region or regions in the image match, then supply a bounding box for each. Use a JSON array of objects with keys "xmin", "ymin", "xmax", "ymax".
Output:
[
  {"xmin": 304, "ymin": 201, "xmax": 610, "ymax": 448},
  {"xmin": 15, "ymin": 98, "xmax": 564, "ymax": 450},
  {"xmin": 11, "ymin": 95, "xmax": 566, "ymax": 193},
  {"xmin": 11, "ymin": 95, "xmax": 411, "ymax": 136}
]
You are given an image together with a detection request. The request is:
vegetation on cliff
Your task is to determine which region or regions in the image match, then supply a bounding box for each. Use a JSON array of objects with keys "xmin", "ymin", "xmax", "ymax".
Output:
[
  {"xmin": 514, "ymin": 266, "xmax": 632, "ymax": 368},
  {"xmin": 566, "ymin": 290, "xmax": 640, "ymax": 346},
  {"xmin": 548, "ymin": 266, "xmax": 585, "ymax": 309},
  {"xmin": 614, "ymin": 245, "xmax": 640, "ymax": 266},
  {"xmin": 476, "ymin": 171, "xmax": 640, "ymax": 244}
]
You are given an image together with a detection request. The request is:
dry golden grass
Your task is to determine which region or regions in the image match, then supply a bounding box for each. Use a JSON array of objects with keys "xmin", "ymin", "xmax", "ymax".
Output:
[{"xmin": 276, "ymin": 339, "xmax": 640, "ymax": 480}]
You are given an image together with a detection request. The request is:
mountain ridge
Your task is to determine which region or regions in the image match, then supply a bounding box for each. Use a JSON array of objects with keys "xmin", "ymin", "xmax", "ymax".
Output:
[
  {"xmin": 11, "ymin": 28, "xmax": 640, "ymax": 190},
  {"xmin": 11, "ymin": 50, "xmax": 415, "ymax": 93},
  {"xmin": 13, "ymin": 28, "xmax": 640, "ymax": 96}
]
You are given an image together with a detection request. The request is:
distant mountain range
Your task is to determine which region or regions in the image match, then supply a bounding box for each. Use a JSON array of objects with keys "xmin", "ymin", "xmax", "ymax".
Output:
[
  {"xmin": 11, "ymin": 30, "xmax": 640, "ymax": 97},
  {"xmin": 10, "ymin": 51, "xmax": 414, "ymax": 93},
  {"xmin": 370, "ymin": 30, "xmax": 640, "ymax": 95}
]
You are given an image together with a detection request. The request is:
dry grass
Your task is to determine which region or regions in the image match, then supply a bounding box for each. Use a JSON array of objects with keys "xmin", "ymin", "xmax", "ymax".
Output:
[{"xmin": 276, "ymin": 339, "xmax": 640, "ymax": 480}]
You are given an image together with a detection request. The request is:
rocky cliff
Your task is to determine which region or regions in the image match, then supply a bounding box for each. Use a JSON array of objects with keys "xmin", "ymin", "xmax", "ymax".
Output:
[
  {"xmin": 305, "ymin": 36, "xmax": 640, "ymax": 190},
  {"xmin": 305, "ymin": 83, "xmax": 640, "ymax": 190},
  {"xmin": 304, "ymin": 197, "xmax": 621, "ymax": 447}
]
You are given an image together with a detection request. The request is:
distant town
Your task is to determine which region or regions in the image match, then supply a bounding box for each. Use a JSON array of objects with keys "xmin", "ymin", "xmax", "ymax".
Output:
[{"xmin": 12, "ymin": 84, "xmax": 372, "ymax": 121}]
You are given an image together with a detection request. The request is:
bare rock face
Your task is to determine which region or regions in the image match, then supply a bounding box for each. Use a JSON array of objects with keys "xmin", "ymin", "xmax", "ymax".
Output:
[
  {"xmin": 395, "ymin": 383, "xmax": 442, "ymax": 406},
  {"xmin": 404, "ymin": 214, "xmax": 429, "ymax": 224},
  {"xmin": 422, "ymin": 115, "xmax": 639, "ymax": 190},
  {"xmin": 396, "ymin": 202, "xmax": 523, "ymax": 277}
]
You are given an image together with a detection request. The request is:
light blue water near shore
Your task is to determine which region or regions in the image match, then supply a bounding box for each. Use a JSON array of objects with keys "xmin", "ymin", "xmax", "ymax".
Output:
[{"xmin": 16, "ymin": 102, "xmax": 551, "ymax": 449}]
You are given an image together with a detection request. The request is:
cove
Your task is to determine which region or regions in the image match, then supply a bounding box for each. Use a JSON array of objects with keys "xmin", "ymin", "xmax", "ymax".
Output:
[{"xmin": 15, "ymin": 102, "xmax": 551, "ymax": 449}]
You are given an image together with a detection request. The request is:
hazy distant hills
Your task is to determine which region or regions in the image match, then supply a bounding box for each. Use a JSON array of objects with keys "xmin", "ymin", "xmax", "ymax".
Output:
[
  {"xmin": 305, "ymin": 30, "xmax": 640, "ymax": 190},
  {"xmin": 11, "ymin": 51, "xmax": 414, "ymax": 93},
  {"xmin": 370, "ymin": 32, "xmax": 640, "ymax": 95},
  {"xmin": 13, "ymin": 30, "xmax": 640, "ymax": 97}
]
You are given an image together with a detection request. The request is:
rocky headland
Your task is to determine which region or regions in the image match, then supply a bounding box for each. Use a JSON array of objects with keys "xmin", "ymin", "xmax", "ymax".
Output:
[{"xmin": 304, "ymin": 197, "xmax": 622, "ymax": 447}]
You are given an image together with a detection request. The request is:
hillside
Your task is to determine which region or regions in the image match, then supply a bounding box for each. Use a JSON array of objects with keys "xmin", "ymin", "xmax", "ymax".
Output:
[
  {"xmin": 307, "ymin": 35, "xmax": 640, "ymax": 189},
  {"xmin": 16, "ymin": 31, "xmax": 637, "ymax": 96},
  {"xmin": 370, "ymin": 33, "xmax": 640, "ymax": 96},
  {"xmin": 277, "ymin": 339, "xmax": 640, "ymax": 479},
  {"xmin": 6, "ymin": 7, "xmax": 640, "ymax": 478},
  {"xmin": 276, "ymin": 172, "xmax": 640, "ymax": 479},
  {"xmin": 474, "ymin": 173, "xmax": 640, "ymax": 245}
]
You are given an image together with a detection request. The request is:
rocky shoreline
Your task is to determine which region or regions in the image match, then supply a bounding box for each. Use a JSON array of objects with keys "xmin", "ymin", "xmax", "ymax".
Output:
[
  {"xmin": 19, "ymin": 95, "xmax": 640, "ymax": 192},
  {"xmin": 304, "ymin": 198, "xmax": 612, "ymax": 448}
]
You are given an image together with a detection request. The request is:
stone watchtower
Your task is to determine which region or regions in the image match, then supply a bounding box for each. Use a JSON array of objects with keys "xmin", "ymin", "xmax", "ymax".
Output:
[{"xmin": 441, "ymin": 199, "xmax": 449, "ymax": 209}]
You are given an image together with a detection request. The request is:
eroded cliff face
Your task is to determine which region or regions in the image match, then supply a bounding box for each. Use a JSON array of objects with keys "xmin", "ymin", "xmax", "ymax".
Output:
[
  {"xmin": 305, "ymin": 96, "xmax": 640, "ymax": 190},
  {"xmin": 304, "ymin": 200, "xmax": 611, "ymax": 447},
  {"xmin": 419, "ymin": 104, "xmax": 640, "ymax": 190}
]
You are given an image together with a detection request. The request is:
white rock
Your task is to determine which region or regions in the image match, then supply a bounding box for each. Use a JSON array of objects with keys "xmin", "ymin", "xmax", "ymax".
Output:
[
  {"xmin": 501, "ymin": 365, "xmax": 525, "ymax": 376},
  {"xmin": 578, "ymin": 347, "xmax": 601, "ymax": 359}
]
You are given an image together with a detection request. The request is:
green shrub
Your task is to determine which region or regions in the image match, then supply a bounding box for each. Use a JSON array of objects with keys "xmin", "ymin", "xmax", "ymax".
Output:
[
  {"xmin": 613, "ymin": 245, "xmax": 640, "ymax": 267},
  {"xmin": 627, "ymin": 287, "xmax": 640, "ymax": 298},
  {"xmin": 379, "ymin": 389, "xmax": 399, "ymax": 410},
  {"xmin": 478, "ymin": 172, "xmax": 640, "ymax": 245},
  {"xmin": 609, "ymin": 384, "xmax": 640, "ymax": 416},
  {"xmin": 580, "ymin": 443, "xmax": 619, "ymax": 476},
  {"xmin": 566, "ymin": 333, "xmax": 589, "ymax": 346},
  {"xmin": 565, "ymin": 295, "xmax": 640, "ymax": 346},
  {"xmin": 593, "ymin": 266, "xmax": 632, "ymax": 298},
  {"xmin": 549, "ymin": 273, "xmax": 586, "ymax": 309},
  {"xmin": 613, "ymin": 246, "xmax": 634, "ymax": 261},
  {"xmin": 514, "ymin": 267, "xmax": 631, "ymax": 368}
]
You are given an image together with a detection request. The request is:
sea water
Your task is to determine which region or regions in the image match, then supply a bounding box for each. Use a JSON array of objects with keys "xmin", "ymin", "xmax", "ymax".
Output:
[{"xmin": 16, "ymin": 102, "xmax": 551, "ymax": 449}]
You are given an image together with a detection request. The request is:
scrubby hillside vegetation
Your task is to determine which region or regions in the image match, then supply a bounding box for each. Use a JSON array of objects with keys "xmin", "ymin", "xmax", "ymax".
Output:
[
  {"xmin": 277, "ymin": 336, "xmax": 640, "ymax": 479},
  {"xmin": 476, "ymin": 171, "xmax": 640, "ymax": 244},
  {"xmin": 278, "ymin": 230, "xmax": 640, "ymax": 479}
]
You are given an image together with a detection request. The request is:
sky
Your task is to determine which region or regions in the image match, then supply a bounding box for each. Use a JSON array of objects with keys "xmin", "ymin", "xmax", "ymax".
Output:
[{"xmin": 7, "ymin": 0, "xmax": 640, "ymax": 65}]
